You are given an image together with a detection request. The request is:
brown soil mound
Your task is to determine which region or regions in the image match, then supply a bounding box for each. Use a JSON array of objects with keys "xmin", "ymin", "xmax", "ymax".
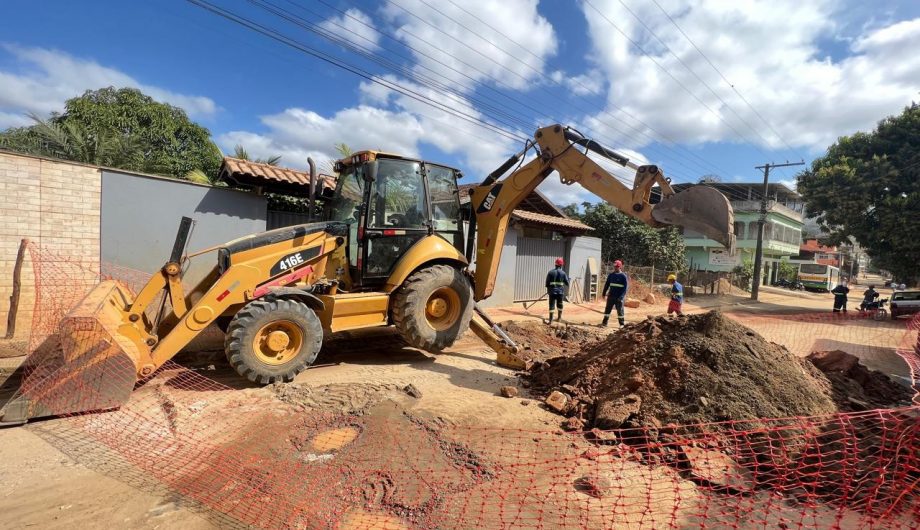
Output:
[
  {"xmin": 806, "ymin": 350, "xmax": 914, "ymax": 411},
  {"xmin": 500, "ymin": 321, "xmax": 602, "ymax": 362},
  {"xmin": 528, "ymin": 312, "xmax": 838, "ymax": 427}
]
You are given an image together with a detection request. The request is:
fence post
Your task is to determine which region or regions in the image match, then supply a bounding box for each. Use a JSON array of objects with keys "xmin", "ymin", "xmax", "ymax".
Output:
[
  {"xmin": 649, "ymin": 264, "xmax": 655, "ymax": 288},
  {"xmin": 5, "ymin": 238, "xmax": 30, "ymax": 340}
]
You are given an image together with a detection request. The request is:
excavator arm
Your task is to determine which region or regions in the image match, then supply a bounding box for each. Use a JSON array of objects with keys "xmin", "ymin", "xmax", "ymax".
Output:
[
  {"xmin": 467, "ymin": 125, "xmax": 735, "ymax": 369},
  {"xmin": 469, "ymin": 124, "xmax": 735, "ymax": 302}
]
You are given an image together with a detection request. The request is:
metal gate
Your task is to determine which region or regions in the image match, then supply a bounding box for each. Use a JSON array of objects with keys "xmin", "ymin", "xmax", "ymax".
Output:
[
  {"xmin": 514, "ymin": 237, "xmax": 566, "ymax": 301},
  {"xmin": 267, "ymin": 210, "xmax": 311, "ymax": 230}
]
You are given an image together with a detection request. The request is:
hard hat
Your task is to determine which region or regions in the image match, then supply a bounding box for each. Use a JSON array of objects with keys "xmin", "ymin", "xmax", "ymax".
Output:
[
  {"xmin": 555, "ymin": 258, "xmax": 564, "ymax": 266},
  {"xmin": 613, "ymin": 260, "xmax": 623, "ymax": 268},
  {"xmin": 667, "ymin": 274, "xmax": 677, "ymax": 281}
]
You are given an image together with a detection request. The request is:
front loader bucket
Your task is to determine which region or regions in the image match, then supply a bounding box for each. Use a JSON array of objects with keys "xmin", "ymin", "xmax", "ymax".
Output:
[
  {"xmin": 652, "ymin": 185, "xmax": 736, "ymax": 252},
  {"xmin": 0, "ymin": 280, "xmax": 144, "ymax": 425}
]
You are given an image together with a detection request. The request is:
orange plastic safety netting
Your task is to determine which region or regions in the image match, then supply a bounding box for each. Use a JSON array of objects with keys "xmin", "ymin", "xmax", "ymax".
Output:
[{"xmin": 1, "ymin": 243, "xmax": 918, "ymax": 529}]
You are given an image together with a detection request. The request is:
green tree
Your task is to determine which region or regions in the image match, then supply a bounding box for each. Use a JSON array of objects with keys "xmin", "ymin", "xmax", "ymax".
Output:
[
  {"xmin": 565, "ymin": 202, "xmax": 686, "ymax": 270},
  {"xmin": 0, "ymin": 87, "xmax": 222, "ymax": 180},
  {"xmin": 796, "ymin": 103, "xmax": 920, "ymax": 282}
]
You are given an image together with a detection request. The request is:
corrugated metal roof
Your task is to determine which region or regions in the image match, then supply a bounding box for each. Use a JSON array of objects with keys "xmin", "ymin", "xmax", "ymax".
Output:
[
  {"xmin": 219, "ymin": 157, "xmax": 336, "ymax": 196},
  {"xmin": 512, "ymin": 210, "xmax": 593, "ymax": 231}
]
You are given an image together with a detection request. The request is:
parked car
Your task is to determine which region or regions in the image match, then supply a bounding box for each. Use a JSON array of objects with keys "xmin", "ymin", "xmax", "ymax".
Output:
[{"xmin": 890, "ymin": 290, "xmax": 920, "ymax": 319}]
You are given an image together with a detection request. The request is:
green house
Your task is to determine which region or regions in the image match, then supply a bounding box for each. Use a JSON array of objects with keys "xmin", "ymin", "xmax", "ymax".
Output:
[{"xmin": 672, "ymin": 183, "xmax": 805, "ymax": 285}]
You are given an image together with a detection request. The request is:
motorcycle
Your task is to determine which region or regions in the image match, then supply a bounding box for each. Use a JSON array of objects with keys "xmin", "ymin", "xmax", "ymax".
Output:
[{"xmin": 860, "ymin": 298, "xmax": 889, "ymax": 321}]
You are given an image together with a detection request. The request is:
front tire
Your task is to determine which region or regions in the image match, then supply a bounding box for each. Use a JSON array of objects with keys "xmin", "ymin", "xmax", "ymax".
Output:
[
  {"xmin": 225, "ymin": 298, "xmax": 323, "ymax": 384},
  {"xmin": 392, "ymin": 265, "xmax": 474, "ymax": 352}
]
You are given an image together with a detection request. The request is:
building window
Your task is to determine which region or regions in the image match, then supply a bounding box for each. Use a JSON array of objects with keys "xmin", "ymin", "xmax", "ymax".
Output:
[
  {"xmin": 747, "ymin": 221, "xmax": 759, "ymax": 240},
  {"xmin": 734, "ymin": 221, "xmax": 745, "ymax": 240}
]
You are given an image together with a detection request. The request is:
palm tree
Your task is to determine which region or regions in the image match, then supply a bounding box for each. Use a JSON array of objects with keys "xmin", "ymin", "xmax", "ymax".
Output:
[
  {"xmin": 233, "ymin": 144, "xmax": 282, "ymax": 165},
  {"xmin": 2, "ymin": 113, "xmax": 148, "ymax": 169}
]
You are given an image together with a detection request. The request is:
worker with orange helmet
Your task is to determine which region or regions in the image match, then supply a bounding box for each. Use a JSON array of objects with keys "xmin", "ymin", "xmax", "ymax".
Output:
[
  {"xmin": 545, "ymin": 257, "xmax": 570, "ymax": 324},
  {"xmin": 667, "ymin": 273, "xmax": 684, "ymax": 316},
  {"xmin": 601, "ymin": 259, "xmax": 629, "ymax": 327}
]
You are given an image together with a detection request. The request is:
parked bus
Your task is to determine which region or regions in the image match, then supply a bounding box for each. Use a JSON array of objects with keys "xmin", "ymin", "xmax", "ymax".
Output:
[{"xmin": 797, "ymin": 263, "xmax": 841, "ymax": 292}]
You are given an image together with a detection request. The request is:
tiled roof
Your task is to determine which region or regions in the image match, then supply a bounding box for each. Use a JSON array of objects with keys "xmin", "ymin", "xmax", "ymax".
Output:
[
  {"xmin": 219, "ymin": 157, "xmax": 335, "ymax": 196},
  {"xmin": 512, "ymin": 210, "xmax": 594, "ymax": 232}
]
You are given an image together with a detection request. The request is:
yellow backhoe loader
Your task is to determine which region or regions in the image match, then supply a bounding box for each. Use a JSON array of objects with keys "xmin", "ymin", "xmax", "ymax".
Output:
[{"xmin": 0, "ymin": 125, "xmax": 734, "ymax": 425}]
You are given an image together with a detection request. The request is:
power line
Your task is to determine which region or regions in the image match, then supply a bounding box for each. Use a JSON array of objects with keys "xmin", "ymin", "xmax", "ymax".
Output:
[
  {"xmin": 311, "ymin": 0, "xmax": 711, "ymax": 183},
  {"xmin": 187, "ymin": 0, "xmax": 770, "ymax": 202},
  {"xmin": 261, "ymin": 0, "xmax": 642, "ymax": 188},
  {"xmin": 379, "ymin": 0, "xmax": 741, "ymax": 183},
  {"xmin": 183, "ymin": 0, "xmax": 526, "ymax": 144},
  {"xmin": 614, "ymin": 0, "xmax": 785, "ymax": 152},
  {"xmin": 648, "ymin": 0, "xmax": 807, "ymax": 160}
]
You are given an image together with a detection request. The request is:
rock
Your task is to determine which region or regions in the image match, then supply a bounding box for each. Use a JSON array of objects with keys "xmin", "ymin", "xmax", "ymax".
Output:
[
  {"xmin": 561, "ymin": 384, "xmax": 578, "ymax": 395},
  {"xmin": 575, "ymin": 474, "xmax": 615, "ymax": 498},
  {"xmin": 589, "ymin": 428, "xmax": 618, "ymax": 443},
  {"xmin": 625, "ymin": 373, "xmax": 645, "ymax": 391},
  {"xmin": 624, "ymin": 298, "xmax": 641, "ymax": 308},
  {"xmin": 500, "ymin": 386, "xmax": 519, "ymax": 398},
  {"xmin": 680, "ymin": 445, "xmax": 755, "ymax": 492},
  {"xmin": 403, "ymin": 384, "xmax": 423, "ymax": 398},
  {"xmin": 699, "ymin": 396, "xmax": 709, "ymax": 407},
  {"xmin": 643, "ymin": 293, "xmax": 657, "ymax": 304},
  {"xmin": 520, "ymin": 400, "xmax": 531, "ymax": 406},
  {"xmin": 544, "ymin": 391, "xmax": 568, "ymax": 413},
  {"xmin": 562, "ymin": 417, "xmax": 585, "ymax": 431},
  {"xmin": 846, "ymin": 396, "xmax": 870, "ymax": 410},
  {"xmin": 594, "ymin": 394, "xmax": 642, "ymax": 429}
]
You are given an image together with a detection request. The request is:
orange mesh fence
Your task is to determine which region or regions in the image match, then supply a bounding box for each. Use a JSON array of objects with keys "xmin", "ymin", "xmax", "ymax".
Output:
[{"xmin": 1, "ymin": 244, "xmax": 919, "ymax": 529}]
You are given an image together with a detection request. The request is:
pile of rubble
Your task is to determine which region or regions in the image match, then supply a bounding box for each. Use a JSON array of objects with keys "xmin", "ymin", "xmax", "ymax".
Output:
[{"xmin": 527, "ymin": 312, "xmax": 840, "ymax": 430}]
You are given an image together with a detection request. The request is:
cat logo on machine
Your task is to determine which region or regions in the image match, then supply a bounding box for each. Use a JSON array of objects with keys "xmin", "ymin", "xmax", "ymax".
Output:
[
  {"xmin": 270, "ymin": 246, "xmax": 321, "ymax": 276},
  {"xmin": 476, "ymin": 183, "xmax": 503, "ymax": 214}
]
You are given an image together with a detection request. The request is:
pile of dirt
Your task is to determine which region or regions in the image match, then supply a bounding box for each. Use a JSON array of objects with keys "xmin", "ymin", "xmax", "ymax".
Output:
[
  {"xmin": 528, "ymin": 311, "xmax": 838, "ymax": 428},
  {"xmin": 500, "ymin": 321, "xmax": 601, "ymax": 362},
  {"xmin": 806, "ymin": 350, "xmax": 915, "ymax": 411}
]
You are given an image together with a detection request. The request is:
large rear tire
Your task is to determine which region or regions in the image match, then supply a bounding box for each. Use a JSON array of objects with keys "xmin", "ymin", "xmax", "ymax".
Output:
[
  {"xmin": 225, "ymin": 298, "xmax": 323, "ymax": 384},
  {"xmin": 392, "ymin": 265, "xmax": 473, "ymax": 352}
]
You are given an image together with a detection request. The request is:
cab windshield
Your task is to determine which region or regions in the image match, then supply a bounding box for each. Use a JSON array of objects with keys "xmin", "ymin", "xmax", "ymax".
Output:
[{"xmin": 326, "ymin": 165, "xmax": 364, "ymax": 223}]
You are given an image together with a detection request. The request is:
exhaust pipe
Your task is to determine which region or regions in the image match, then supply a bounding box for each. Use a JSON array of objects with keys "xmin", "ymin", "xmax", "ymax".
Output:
[{"xmin": 307, "ymin": 157, "xmax": 317, "ymax": 221}]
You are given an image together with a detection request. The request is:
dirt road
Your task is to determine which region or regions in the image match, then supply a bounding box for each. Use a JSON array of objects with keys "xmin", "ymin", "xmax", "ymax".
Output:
[{"xmin": 0, "ymin": 288, "xmax": 915, "ymax": 529}]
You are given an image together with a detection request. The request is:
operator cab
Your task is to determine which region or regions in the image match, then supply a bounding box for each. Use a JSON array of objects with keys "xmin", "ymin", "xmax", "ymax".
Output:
[{"xmin": 324, "ymin": 152, "xmax": 464, "ymax": 289}]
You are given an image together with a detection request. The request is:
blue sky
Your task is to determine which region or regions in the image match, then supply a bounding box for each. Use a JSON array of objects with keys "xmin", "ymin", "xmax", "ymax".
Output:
[{"xmin": 2, "ymin": 0, "xmax": 919, "ymax": 205}]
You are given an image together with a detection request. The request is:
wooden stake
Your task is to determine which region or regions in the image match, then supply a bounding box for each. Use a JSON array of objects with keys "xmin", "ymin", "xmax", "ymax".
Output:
[{"xmin": 5, "ymin": 238, "xmax": 29, "ymax": 340}]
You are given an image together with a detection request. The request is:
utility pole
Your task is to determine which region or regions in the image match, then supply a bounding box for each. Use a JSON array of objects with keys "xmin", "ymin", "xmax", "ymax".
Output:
[{"xmin": 751, "ymin": 161, "xmax": 805, "ymax": 300}]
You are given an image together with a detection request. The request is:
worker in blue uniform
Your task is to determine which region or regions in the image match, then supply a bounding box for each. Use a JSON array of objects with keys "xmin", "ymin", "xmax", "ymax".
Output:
[
  {"xmin": 601, "ymin": 260, "xmax": 629, "ymax": 327},
  {"xmin": 545, "ymin": 258, "xmax": 569, "ymax": 324}
]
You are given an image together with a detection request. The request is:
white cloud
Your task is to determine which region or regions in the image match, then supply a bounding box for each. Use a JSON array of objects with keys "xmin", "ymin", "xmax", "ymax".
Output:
[
  {"xmin": 550, "ymin": 69, "xmax": 606, "ymax": 96},
  {"xmin": 0, "ymin": 44, "xmax": 217, "ymax": 129},
  {"xmin": 218, "ymin": 104, "xmax": 424, "ymax": 169},
  {"xmin": 217, "ymin": 75, "xmax": 520, "ymax": 177},
  {"xmin": 578, "ymin": 1, "xmax": 920, "ymax": 151},
  {"xmin": 319, "ymin": 8, "xmax": 382, "ymax": 51},
  {"xmin": 381, "ymin": 0, "xmax": 557, "ymax": 92}
]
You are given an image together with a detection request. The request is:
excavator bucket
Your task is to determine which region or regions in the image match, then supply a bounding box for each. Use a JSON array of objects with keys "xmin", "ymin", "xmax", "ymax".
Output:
[
  {"xmin": 0, "ymin": 280, "xmax": 144, "ymax": 425},
  {"xmin": 652, "ymin": 185, "xmax": 736, "ymax": 252}
]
